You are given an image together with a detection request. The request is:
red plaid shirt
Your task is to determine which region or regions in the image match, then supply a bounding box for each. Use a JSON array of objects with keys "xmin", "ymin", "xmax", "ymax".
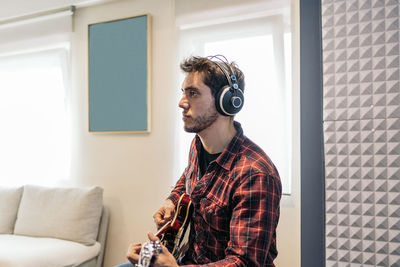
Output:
[{"xmin": 168, "ymin": 122, "xmax": 282, "ymax": 266}]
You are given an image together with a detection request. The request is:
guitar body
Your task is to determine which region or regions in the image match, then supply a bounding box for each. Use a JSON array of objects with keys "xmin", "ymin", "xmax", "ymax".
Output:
[
  {"xmin": 135, "ymin": 194, "xmax": 193, "ymax": 267},
  {"xmin": 155, "ymin": 193, "xmax": 193, "ymax": 257}
]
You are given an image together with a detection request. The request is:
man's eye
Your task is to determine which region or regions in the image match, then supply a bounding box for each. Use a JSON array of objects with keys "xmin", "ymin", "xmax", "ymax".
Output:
[{"xmin": 189, "ymin": 90, "xmax": 198, "ymax": 97}]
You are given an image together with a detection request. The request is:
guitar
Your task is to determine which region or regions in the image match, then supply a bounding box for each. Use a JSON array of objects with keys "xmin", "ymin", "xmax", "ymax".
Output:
[
  {"xmin": 136, "ymin": 194, "xmax": 193, "ymax": 267},
  {"xmin": 156, "ymin": 193, "xmax": 193, "ymax": 257}
]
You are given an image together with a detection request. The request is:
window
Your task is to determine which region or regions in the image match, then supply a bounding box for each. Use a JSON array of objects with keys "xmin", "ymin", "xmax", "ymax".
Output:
[
  {"xmin": 0, "ymin": 49, "xmax": 70, "ymax": 186},
  {"xmin": 175, "ymin": 15, "xmax": 293, "ymax": 194}
]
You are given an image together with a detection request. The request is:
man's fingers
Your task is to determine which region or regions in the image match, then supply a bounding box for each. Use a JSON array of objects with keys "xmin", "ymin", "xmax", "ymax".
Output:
[
  {"xmin": 153, "ymin": 199, "xmax": 176, "ymax": 226},
  {"xmin": 164, "ymin": 209, "xmax": 171, "ymax": 220},
  {"xmin": 127, "ymin": 254, "xmax": 138, "ymax": 264},
  {"xmin": 127, "ymin": 243, "xmax": 141, "ymax": 253},
  {"xmin": 153, "ymin": 211, "xmax": 165, "ymax": 226},
  {"xmin": 148, "ymin": 232, "xmax": 160, "ymax": 242},
  {"xmin": 153, "ymin": 211, "xmax": 162, "ymax": 221},
  {"xmin": 126, "ymin": 243, "xmax": 142, "ymax": 264}
]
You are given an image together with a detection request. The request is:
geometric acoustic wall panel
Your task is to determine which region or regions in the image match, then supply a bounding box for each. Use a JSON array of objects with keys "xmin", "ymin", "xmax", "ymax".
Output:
[{"xmin": 321, "ymin": 0, "xmax": 400, "ymax": 266}]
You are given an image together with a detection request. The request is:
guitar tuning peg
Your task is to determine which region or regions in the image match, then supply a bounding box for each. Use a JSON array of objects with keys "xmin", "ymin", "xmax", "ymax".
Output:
[{"xmin": 154, "ymin": 240, "xmax": 163, "ymax": 255}]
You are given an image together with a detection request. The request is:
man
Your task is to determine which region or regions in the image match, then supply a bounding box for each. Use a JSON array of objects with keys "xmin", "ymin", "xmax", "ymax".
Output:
[{"xmin": 124, "ymin": 55, "xmax": 282, "ymax": 266}]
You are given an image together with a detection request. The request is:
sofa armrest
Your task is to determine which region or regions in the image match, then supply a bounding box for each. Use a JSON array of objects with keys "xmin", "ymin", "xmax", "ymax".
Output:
[{"xmin": 96, "ymin": 206, "xmax": 109, "ymax": 267}]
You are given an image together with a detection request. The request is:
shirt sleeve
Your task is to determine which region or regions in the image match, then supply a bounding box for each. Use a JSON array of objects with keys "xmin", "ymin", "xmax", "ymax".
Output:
[
  {"xmin": 167, "ymin": 169, "xmax": 187, "ymax": 206},
  {"xmin": 181, "ymin": 172, "xmax": 282, "ymax": 267},
  {"xmin": 168, "ymin": 137, "xmax": 197, "ymax": 206}
]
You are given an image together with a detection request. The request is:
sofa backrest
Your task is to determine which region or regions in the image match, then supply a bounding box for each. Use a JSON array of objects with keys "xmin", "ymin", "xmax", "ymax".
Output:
[
  {"xmin": 0, "ymin": 186, "xmax": 23, "ymax": 234},
  {"xmin": 14, "ymin": 185, "xmax": 104, "ymax": 245},
  {"xmin": 0, "ymin": 185, "xmax": 105, "ymax": 247}
]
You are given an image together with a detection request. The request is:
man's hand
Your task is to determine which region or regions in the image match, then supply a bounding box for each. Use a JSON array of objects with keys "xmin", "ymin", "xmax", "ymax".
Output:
[
  {"xmin": 126, "ymin": 242, "xmax": 142, "ymax": 265},
  {"xmin": 153, "ymin": 199, "xmax": 175, "ymax": 229},
  {"xmin": 147, "ymin": 232, "xmax": 179, "ymax": 267}
]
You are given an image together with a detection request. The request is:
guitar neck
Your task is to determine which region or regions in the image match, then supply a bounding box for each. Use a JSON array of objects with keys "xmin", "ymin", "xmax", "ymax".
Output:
[
  {"xmin": 154, "ymin": 194, "xmax": 193, "ymax": 256},
  {"xmin": 155, "ymin": 221, "xmax": 172, "ymax": 238}
]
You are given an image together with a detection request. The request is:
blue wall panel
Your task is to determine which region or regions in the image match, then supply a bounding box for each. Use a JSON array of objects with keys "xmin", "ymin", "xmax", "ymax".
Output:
[{"xmin": 89, "ymin": 15, "xmax": 150, "ymax": 132}]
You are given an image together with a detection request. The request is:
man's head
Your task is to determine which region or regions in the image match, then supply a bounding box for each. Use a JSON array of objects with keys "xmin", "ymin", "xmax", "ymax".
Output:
[
  {"xmin": 180, "ymin": 56, "xmax": 245, "ymax": 102},
  {"xmin": 178, "ymin": 56, "xmax": 245, "ymax": 133}
]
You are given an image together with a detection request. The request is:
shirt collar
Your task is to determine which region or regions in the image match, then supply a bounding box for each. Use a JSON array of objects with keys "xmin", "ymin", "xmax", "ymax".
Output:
[{"xmin": 195, "ymin": 121, "xmax": 244, "ymax": 171}]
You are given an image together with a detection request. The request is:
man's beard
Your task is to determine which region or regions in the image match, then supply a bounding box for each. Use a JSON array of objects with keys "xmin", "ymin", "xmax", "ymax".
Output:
[{"xmin": 184, "ymin": 110, "xmax": 218, "ymax": 133}]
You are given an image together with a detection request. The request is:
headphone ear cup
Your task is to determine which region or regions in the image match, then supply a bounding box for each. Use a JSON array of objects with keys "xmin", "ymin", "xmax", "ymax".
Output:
[
  {"xmin": 214, "ymin": 86, "xmax": 227, "ymax": 116},
  {"xmin": 215, "ymin": 86, "xmax": 244, "ymax": 116}
]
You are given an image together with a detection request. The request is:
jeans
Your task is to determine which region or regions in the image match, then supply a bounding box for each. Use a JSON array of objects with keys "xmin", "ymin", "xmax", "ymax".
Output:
[{"xmin": 114, "ymin": 263, "xmax": 134, "ymax": 267}]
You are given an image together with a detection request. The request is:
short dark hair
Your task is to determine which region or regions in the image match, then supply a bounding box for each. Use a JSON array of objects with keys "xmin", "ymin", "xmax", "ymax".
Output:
[{"xmin": 180, "ymin": 56, "xmax": 245, "ymax": 96}]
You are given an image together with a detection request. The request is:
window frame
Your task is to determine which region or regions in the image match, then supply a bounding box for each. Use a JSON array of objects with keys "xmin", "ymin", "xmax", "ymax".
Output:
[{"xmin": 174, "ymin": 15, "xmax": 294, "ymax": 194}]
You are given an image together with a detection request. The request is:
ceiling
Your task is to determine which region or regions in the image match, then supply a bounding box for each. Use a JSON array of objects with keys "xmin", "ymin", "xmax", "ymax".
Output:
[{"xmin": 0, "ymin": 0, "xmax": 113, "ymax": 20}]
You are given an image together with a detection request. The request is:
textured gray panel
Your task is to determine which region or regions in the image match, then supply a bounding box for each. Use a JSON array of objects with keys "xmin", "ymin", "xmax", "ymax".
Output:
[{"xmin": 322, "ymin": 0, "xmax": 400, "ymax": 265}]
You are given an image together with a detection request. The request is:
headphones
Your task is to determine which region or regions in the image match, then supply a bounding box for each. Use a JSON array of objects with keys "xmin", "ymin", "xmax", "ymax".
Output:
[{"xmin": 208, "ymin": 55, "xmax": 244, "ymax": 116}]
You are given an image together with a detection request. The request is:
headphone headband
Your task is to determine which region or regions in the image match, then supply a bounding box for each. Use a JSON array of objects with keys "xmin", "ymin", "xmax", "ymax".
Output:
[
  {"xmin": 212, "ymin": 60, "xmax": 234, "ymax": 89},
  {"xmin": 207, "ymin": 55, "xmax": 244, "ymax": 116}
]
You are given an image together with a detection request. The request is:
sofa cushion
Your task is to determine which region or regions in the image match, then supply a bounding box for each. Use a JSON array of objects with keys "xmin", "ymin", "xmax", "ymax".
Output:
[
  {"xmin": 0, "ymin": 234, "xmax": 101, "ymax": 267},
  {"xmin": 14, "ymin": 185, "xmax": 103, "ymax": 245},
  {"xmin": 0, "ymin": 186, "xmax": 23, "ymax": 234}
]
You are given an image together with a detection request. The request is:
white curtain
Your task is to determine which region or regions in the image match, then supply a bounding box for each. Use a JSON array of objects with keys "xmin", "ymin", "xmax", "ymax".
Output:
[
  {"xmin": 0, "ymin": 9, "xmax": 73, "ymax": 186},
  {"xmin": 174, "ymin": 1, "xmax": 293, "ymax": 194},
  {"xmin": 0, "ymin": 7, "xmax": 73, "ymax": 56}
]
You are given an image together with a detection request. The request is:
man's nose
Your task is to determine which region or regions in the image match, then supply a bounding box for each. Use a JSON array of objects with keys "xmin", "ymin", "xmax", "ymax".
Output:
[{"xmin": 179, "ymin": 95, "xmax": 189, "ymax": 109}]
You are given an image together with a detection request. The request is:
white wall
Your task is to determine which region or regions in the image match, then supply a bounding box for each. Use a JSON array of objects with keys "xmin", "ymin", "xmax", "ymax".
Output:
[
  {"xmin": 69, "ymin": 0, "xmax": 178, "ymax": 265},
  {"xmin": 0, "ymin": 0, "xmax": 300, "ymax": 266}
]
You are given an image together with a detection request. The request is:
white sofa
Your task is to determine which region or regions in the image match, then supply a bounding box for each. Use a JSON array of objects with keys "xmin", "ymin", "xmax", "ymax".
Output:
[{"xmin": 0, "ymin": 185, "xmax": 109, "ymax": 267}]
